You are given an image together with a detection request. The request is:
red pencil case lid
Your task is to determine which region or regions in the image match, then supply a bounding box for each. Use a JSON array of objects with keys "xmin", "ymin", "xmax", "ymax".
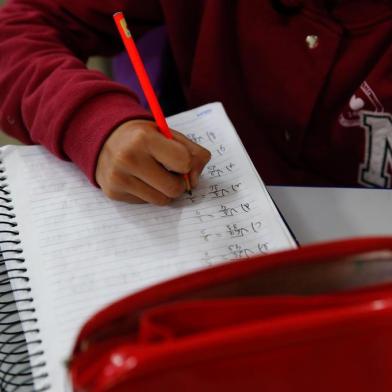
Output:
[{"xmin": 69, "ymin": 237, "xmax": 392, "ymax": 392}]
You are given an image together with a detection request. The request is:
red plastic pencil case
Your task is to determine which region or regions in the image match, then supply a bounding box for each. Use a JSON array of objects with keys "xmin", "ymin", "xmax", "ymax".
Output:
[{"xmin": 69, "ymin": 237, "xmax": 392, "ymax": 392}]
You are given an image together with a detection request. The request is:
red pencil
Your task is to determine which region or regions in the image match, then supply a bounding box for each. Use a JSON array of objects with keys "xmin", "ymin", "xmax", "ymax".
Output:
[{"xmin": 113, "ymin": 12, "xmax": 192, "ymax": 195}]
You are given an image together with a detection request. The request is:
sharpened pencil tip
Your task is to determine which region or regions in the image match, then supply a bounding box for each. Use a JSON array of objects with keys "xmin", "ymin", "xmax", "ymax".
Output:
[{"xmin": 187, "ymin": 189, "xmax": 193, "ymax": 196}]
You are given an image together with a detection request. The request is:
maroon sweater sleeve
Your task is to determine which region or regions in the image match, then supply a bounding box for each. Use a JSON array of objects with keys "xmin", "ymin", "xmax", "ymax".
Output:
[{"xmin": 0, "ymin": 0, "xmax": 162, "ymax": 183}]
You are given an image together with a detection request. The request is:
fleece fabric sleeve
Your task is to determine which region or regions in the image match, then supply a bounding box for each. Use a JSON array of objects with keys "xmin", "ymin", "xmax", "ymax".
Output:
[{"xmin": 0, "ymin": 0, "xmax": 163, "ymax": 183}]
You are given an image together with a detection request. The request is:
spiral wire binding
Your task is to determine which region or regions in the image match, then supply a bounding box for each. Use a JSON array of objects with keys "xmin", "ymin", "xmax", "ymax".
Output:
[{"xmin": 0, "ymin": 160, "xmax": 50, "ymax": 391}]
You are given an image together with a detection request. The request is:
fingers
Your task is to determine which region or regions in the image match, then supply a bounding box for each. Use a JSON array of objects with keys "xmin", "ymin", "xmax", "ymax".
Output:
[
  {"xmin": 125, "ymin": 154, "xmax": 186, "ymax": 199},
  {"xmin": 120, "ymin": 124, "xmax": 211, "ymax": 192},
  {"xmin": 172, "ymin": 130, "xmax": 211, "ymax": 187},
  {"xmin": 95, "ymin": 119, "xmax": 211, "ymax": 205},
  {"xmin": 147, "ymin": 131, "xmax": 193, "ymax": 174},
  {"xmin": 147, "ymin": 128, "xmax": 211, "ymax": 181},
  {"xmin": 100, "ymin": 170, "xmax": 173, "ymax": 206}
]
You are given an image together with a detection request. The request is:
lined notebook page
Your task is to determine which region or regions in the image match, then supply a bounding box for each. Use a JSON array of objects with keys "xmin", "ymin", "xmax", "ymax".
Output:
[{"xmin": 3, "ymin": 102, "xmax": 295, "ymax": 391}]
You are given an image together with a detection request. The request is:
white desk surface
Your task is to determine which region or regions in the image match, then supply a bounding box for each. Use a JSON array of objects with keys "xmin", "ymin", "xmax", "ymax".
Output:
[{"xmin": 267, "ymin": 186, "xmax": 392, "ymax": 245}]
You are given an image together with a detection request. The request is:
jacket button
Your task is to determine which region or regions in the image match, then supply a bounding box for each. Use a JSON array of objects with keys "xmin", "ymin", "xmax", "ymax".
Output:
[
  {"xmin": 305, "ymin": 35, "xmax": 319, "ymax": 49},
  {"xmin": 284, "ymin": 130, "xmax": 291, "ymax": 142}
]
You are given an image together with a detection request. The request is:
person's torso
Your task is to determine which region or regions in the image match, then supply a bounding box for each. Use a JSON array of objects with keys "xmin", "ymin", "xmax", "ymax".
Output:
[{"xmin": 161, "ymin": 0, "xmax": 392, "ymax": 186}]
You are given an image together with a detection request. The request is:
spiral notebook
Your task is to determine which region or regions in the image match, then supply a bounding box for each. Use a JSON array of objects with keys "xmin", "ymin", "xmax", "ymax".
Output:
[{"xmin": 0, "ymin": 102, "xmax": 296, "ymax": 391}]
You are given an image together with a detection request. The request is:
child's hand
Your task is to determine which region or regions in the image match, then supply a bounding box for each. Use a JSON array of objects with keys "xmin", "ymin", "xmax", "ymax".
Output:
[{"xmin": 96, "ymin": 120, "xmax": 211, "ymax": 205}]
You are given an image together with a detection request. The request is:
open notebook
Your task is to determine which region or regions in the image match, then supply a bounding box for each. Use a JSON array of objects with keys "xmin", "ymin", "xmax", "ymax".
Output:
[{"xmin": 0, "ymin": 102, "xmax": 296, "ymax": 391}]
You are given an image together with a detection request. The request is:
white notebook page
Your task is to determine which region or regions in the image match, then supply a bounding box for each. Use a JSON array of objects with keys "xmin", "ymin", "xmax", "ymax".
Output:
[{"xmin": 2, "ymin": 102, "xmax": 295, "ymax": 391}]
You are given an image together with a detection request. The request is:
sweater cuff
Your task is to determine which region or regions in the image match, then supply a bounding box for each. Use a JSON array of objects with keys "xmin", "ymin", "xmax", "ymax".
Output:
[{"xmin": 63, "ymin": 93, "xmax": 153, "ymax": 185}]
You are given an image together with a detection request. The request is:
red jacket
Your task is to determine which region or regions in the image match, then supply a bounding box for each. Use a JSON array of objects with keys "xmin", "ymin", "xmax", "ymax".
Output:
[{"xmin": 0, "ymin": 0, "xmax": 391, "ymax": 187}]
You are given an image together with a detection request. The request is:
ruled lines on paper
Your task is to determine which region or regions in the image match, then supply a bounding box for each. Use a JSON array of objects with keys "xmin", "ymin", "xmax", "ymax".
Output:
[{"xmin": 3, "ymin": 103, "xmax": 294, "ymax": 384}]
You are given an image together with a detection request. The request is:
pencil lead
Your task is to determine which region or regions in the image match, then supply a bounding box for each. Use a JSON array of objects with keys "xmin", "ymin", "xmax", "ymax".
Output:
[{"xmin": 187, "ymin": 189, "xmax": 193, "ymax": 196}]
